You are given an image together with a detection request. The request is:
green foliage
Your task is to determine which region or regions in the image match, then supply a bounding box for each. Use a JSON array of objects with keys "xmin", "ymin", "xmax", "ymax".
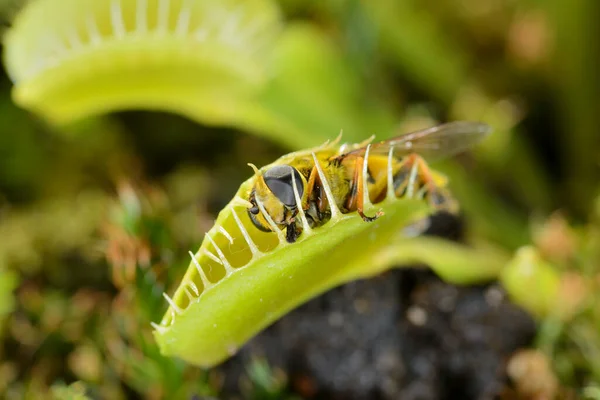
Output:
[
  {"xmin": 51, "ymin": 382, "xmax": 91, "ymax": 400},
  {"xmin": 243, "ymin": 358, "xmax": 301, "ymax": 400},
  {"xmin": 500, "ymin": 209, "xmax": 600, "ymax": 388},
  {"xmin": 0, "ymin": 268, "xmax": 17, "ymax": 329}
]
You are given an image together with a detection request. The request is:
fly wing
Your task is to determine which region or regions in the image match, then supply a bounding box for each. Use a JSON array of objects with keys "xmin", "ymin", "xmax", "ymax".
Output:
[{"xmin": 339, "ymin": 121, "xmax": 491, "ymax": 162}]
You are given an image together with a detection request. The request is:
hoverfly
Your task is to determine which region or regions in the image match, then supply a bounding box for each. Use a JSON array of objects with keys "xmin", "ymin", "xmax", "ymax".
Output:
[{"xmin": 245, "ymin": 121, "xmax": 491, "ymax": 243}]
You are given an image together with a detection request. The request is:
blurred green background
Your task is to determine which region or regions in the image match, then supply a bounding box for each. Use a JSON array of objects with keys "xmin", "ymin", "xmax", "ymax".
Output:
[{"xmin": 0, "ymin": 0, "xmax": 599, "ymax": 399}]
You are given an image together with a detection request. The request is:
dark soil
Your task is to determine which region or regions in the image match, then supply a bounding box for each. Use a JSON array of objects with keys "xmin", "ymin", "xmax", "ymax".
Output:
[{"xmin": 219, "ymin": 214, "xmax": 537, "ymax": 400}]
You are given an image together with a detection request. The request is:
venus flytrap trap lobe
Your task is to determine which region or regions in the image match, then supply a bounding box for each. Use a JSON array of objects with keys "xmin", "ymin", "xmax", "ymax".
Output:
[
  {"xmin": 3, "ymin": 0, "xmax": 281, "ymax": 125},
  {"xmin": 153, "ymin": 122, "xmax": 491, "ymax": 367},
  {"xmin": 4, "ymin": 3, "xmax": 401, "ymax": 149}
]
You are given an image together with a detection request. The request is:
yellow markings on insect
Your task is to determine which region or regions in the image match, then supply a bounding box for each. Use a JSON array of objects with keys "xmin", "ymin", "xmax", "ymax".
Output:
[{"xmin": 152, "ymin": 122, "xmax": 491, "ymax": 367}]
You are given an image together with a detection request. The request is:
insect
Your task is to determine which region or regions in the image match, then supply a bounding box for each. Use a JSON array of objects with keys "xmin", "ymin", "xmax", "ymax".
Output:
[{"xmin": 245, "ymin": 121, "xmax": 491, "ymax": 243}]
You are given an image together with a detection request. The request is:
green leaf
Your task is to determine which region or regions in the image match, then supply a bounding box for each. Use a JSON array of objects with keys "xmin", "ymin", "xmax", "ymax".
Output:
[
  {"xmin": 500, "ymin": 246, "xmax": 560, "ymax": 317},
  {"xmin": 0, "ymin": 268, "xmax": 18, "ymax": 327},
  {"xmin": 3, "ymin": 0, "xmax": 282, "ymax": 126},
  {"xmin": 370, "ymin": 236, "xmax": 508, "ymax": 285}
]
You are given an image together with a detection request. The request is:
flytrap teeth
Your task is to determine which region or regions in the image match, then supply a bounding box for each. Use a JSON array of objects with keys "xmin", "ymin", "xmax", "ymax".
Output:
[
  {"xmin": 331, "ymin": 129, "xmax": 344, "ymax": 146},
  {"xmin": 157, "ymin": 0, "xmax": 171, "ymax": 34},
  {"xmin": 218, "ymin": 226, "xmax": 234, "ymax": 244},
  {"xmin": 110, "ymin": 0, "xmax": 126, "ymax": 39},
  {"xmin": 134, "ymin": 0, "xmax": 148, "ymax": 34},
  {"xmin": 361, "ymin": 144, "xmax": 383, "ymax": 218},
  {"xmin": 416, "ymin": 185, "xmax": 428, "ymax": 200},
  {"xmin": 386, "ymin": 147, "xmax": 395, "ymax": 200},
  {"xmin": 184, "ymin": 286, "xmax": 196, "ymax": 302},
  {"xmin": 204, "ymin": 249, "xmax": 222, "ymax": 265},
  {"xmin": 189, "ymin": 250, "xmax": 213, "ymax": 289},
  {"xmin": 85, "ymin": 13, "xmax": 103, "ymax": 45},
  {"xmin": 233, "ymin": 197, "xmax": 253, "ymax": 209},
  {"xmin": 291, "ymin": 168, "xmax": 311, "ymax": 234},
  {"xmin": 162, "ymin": 292, "xmax": 182, "ymax": 315},
  {"xmin": 188, "ymin": 281, "xmax": 200, "ymax": 296},
  {"xmin": 232, "ymin": 210, "xmax": 261, "ymax": 256},
  {"xmin": 206, "ymin": 233, "xmax": 235, "ymax": 275},
  {"xmin": 406, "ymin": 162, "xmax": 419, "ymax": 199},
  {"xmin": 311, "ymin": 152, "xmax": 341, "ymax": 219},
  {"xmin": 362, "ymin": 144, "xmax": 373, "ymax": 208},
  {"xmin": 175, "ymin": 7, "xmax": 191, "ymax": 36},
  {"xmin": 151, "ymin": 322, "xmax": 167, "ymax": 334}
]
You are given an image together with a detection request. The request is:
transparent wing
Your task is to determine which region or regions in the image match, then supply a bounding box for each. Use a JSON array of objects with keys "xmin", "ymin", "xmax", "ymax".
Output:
[{"xmin": 340, "ymin": 121, "xmax": 491, "ymax": 162}]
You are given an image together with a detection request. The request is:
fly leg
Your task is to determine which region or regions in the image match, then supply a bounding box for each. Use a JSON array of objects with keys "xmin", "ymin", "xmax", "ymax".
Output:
[
  {"xmin": 305, "ymin": 165, "xmax": 321, "ymax": 209},
  {"xmin": 394, "ymin": 154, "xmax": 457, "ymax": 212},
  {"xmin": 347, "ymin": 156, "xmax": 384, "ymax": 222},
  {"xmin": 303, "ymin": 164, "xmax": 331, "ymax": 226},
  {"xmin": 285, "ymin": 224, "xmax": 300, "ymax": 243}
]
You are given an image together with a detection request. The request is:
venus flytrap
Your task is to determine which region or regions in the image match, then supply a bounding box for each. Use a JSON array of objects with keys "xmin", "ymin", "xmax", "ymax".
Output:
[
  {"xmin": 153, "ymin": 123, "xmax": 492, "ymax": 367},
  {"xmin": 3, "ymin": 1, "xmax": 402, "ymax": 148},
  {"xmin": 3, "ymin": 0, "xmax": 281, "ymax": 125},
  {"xmin": 153, "ymin": 176, "xmax": 431, "ymax": 368},
  {"xmin": 367, "ymin": 236, "xmax": 509, "ymax": 285}
]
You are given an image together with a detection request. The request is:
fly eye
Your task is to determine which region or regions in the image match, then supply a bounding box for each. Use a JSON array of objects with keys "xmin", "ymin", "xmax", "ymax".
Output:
[{"xmin": 263, "ymin": 165, "xmax": 304, "ymax": 208}]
